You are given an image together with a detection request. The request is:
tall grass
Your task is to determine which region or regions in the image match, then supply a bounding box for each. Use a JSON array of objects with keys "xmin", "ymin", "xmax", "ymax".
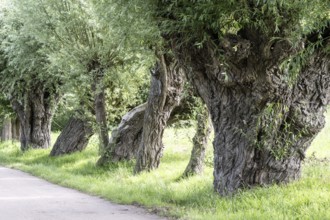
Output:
[{"xmin": 0, "ymin": 115, "xmax": 329, "ymax": 220}]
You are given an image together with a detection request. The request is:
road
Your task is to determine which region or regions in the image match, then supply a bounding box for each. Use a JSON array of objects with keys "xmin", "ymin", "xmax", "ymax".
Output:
[{"xmin": 0, "ymin": 166, "xmax": 166, "ymax": 220}]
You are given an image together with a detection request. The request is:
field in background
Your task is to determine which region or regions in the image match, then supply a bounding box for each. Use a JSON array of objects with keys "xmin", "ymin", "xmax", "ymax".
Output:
[{"xmin": 0, "ymin": 113, "xmax": 329, "ymax": 219}]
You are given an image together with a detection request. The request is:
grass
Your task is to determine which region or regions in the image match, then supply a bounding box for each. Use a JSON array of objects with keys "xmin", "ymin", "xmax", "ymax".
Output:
[{"xmin": 0, "ymin": 116, "xmax": 330, "ymax": 220}]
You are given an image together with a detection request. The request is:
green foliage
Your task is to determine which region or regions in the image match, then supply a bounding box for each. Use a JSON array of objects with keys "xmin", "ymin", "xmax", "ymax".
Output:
[
  {"xmin": 0, "ymin": 3, "xmax": 62, "ymax": 113},
  {"xmin": 52, "ymin": 93, "xmax": 78, "ymax": 131},
  {"xmin": 0, "ymin": 95, "xmax": 14, "ymax": 127},
  {"xmin": 0, "ymin": 122, "xmax": 329, "ymax": 219},
  {"xmin": 255, "ymin": 102, "xmax": 309, "ymax": 160},
  {"xmin": 0, "ymin": 0, "xmax": 158, "ymax": 132},
  {"xmin": 103, "ymin": 66, "xmax": 150, "ymax": 126},
  {"xmin": 156, "ymin": 0, "xmax": 329, "ymax": 45},
  {"xmin": 52, "ymin": 65, "xmax": 150, "ymax": 131},
  {"xmin": 10, "ymin": 0, "xmax": 156, "ymax": 85},
  {"xmin": 4, "ymin": 0, "xmax": 156, "ymax": 129},
  {"xmin": 151, "ymin": 0, "xmax": 330, "ymax": 97},
  {"xmin": 167, "ymin": 82, "xmax": 203, "ymax": 128},
  {"xmin": 2, "ymin": 0, "xmax": 327, "ymax": 131}
]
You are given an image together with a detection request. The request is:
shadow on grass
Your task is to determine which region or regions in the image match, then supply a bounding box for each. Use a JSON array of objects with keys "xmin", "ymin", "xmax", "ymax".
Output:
[{"xmin": 58, "ymin": 158, "xmax": 137, "ymax": 177}]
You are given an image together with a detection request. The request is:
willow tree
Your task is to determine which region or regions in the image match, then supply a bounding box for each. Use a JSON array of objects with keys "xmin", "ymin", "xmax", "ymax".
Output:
[
  {"xmin": 97, "ymin": 88, "xmax": 201, "ymax": 165},
  {"xmin": 12, "ymin": 0, "xmax": 154, "ymax": 154},
  {"xmin": 146, "ymin": 1, "xmax": 330, "ymax": 195},
  {"xmin": 99, "ymin": 56, "xmax": 186, "ymax": 169},
  {"xmin": 0, "ymin": 8, "xmax": 61, "ymax": 150}
]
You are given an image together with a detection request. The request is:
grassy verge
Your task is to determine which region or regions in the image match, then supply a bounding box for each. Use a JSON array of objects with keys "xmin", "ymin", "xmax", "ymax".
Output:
[{"xmin": 0, "ymin": 118, "xmax": 330, "ymax": 219}]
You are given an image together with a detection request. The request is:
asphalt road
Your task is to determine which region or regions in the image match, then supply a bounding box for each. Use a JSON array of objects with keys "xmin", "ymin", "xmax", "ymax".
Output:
[{"xmin": 0, "ymin": 166, "xmax": 166, "ymax": 220}]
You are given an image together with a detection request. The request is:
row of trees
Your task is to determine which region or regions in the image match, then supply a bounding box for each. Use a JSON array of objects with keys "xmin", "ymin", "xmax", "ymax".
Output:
[
  {"xmin": 0, "ymin": 0, "xmax": 210, "ymax": 179},
  {"xmin": 0, "ymin": 0, "xmax": 329, "ymax": 196}
]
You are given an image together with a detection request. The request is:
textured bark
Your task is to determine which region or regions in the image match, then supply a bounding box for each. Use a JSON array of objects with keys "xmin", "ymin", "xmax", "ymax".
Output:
[
  {"xmin": 182, "ymin": 103, "xmax": 211, "ymax": 177},
  {"xmin": 50, "ymin": 116, "xmax": 93, "ymax": 156},
  {"xmin": 176, "ymin": 28, "xmax": 330, "ymax": 195},
  {"xmin": 94, "ymin": 85, "xmax": 109, "ymax": 153},
  {"xmin": 89, "ymin": 61, "xmax": 109, "ymax": 154},
  {"xmin": 1, "ymin": 118, "xmax": 12, "ymax": 141},
  {"xmin": 98, "ymin": 92, "xmax": 198, "ymax": 165},
  {"xmin": 12, "ymin": 86, "xmax": 58, "ymax": 151},
  {"xmin": 97, "ymin": 103, "xmax": 146, "ymax": 165},
  {"xmin": 11, "ymin": 117, "xmax": 20, "ymax": 141},
  {"xmin": 134, "ymin": 55, "xmax": 185, "ymax": 173},
  {"xmin": 98, "ymin": 88, "xmax": 198, "ymax": 164}
]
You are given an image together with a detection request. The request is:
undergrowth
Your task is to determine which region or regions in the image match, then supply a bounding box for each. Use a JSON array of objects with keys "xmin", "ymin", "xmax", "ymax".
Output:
[{"xmin": 0, "ymin": 119, "xmax": 329, "ymax": 219}]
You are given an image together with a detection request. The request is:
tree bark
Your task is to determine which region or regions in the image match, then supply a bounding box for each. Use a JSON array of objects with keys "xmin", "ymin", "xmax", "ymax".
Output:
[
  {"xmin": 1, "ymin": 118, "xmax": 12, "ymax": 141},
  {"xmin": 50, "ymin": 115, "xmax": 93, "ymax": 156},
  {"xmin": 134, "ymin": 54, "xmax": 185, "ymax": 173},
  {"xmin": 97, "ymin": 103, "xmax": 146, "ymax": 165},
  {"xmin": 98, "ymin": 87, "xmax": 198, "ymax": 165},
  {"xmin": 11, "ymin": 85, "xmax": 58, "ymax": 151},
  {"xmin": 182, "ymin": 102, "xmax": 211, "ymax": 177},
  {"xmin": 89, "ymin": 60, "xmax": 109, "ymax": 155},
  {"xmin": 11, "ymin": 117, "xmax": 20, "ymax": 141},
  {"xmin": 97, "ymin": 92, "xmax": 198, "ymax": 165},
  {"xmin": 93, "ymin": 85, "xmax": 109, "ymax": 154},
  {"xmin": 176, "ymin": 29, "xmax": 330, "ymax": 195}
]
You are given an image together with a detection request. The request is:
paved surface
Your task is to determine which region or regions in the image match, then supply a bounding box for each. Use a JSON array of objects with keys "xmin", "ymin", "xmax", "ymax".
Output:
[{"xmin": 0, "ymin": 167, "xmax": 166, "ymax": 220}]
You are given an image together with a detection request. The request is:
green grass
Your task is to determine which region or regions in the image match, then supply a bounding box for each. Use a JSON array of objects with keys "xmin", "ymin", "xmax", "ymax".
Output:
[{"xmin": 0, "ymin": 116, "xmax": 330, "ymax": 220}]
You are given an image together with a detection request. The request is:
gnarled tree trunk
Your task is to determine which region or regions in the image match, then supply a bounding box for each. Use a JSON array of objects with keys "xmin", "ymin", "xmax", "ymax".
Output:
[
  {"xmin": 12, "ymin": 86, "xmax": 58, "ymax": 151},
  {"xmin": 176, "ymin": 28, "xmax": 330, "ymax": 195},
  {"xmin": 50, "ymin": 115, "xmax": 93, "ymax": 156},
  {"xmin": 1, "ymin": 118, "xmax": 12, "ymax": 141},
  {"xmin": 97, "ymin": 103, "xmax": 146, "ymax": 165},
  {"xmin": 97, "ymin": 94, "xmax": 197, "ymax": 165},
  {"xmin": 134, "ymin": 54, "xmax": 185, "ymax": 173},
  {"xmin": 182, "ymin": 102, "xmax": 211, "ymax": 177},
  {"xmin": 50, "ymin": 59, "xmax": 109, "ymax": 157}
]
